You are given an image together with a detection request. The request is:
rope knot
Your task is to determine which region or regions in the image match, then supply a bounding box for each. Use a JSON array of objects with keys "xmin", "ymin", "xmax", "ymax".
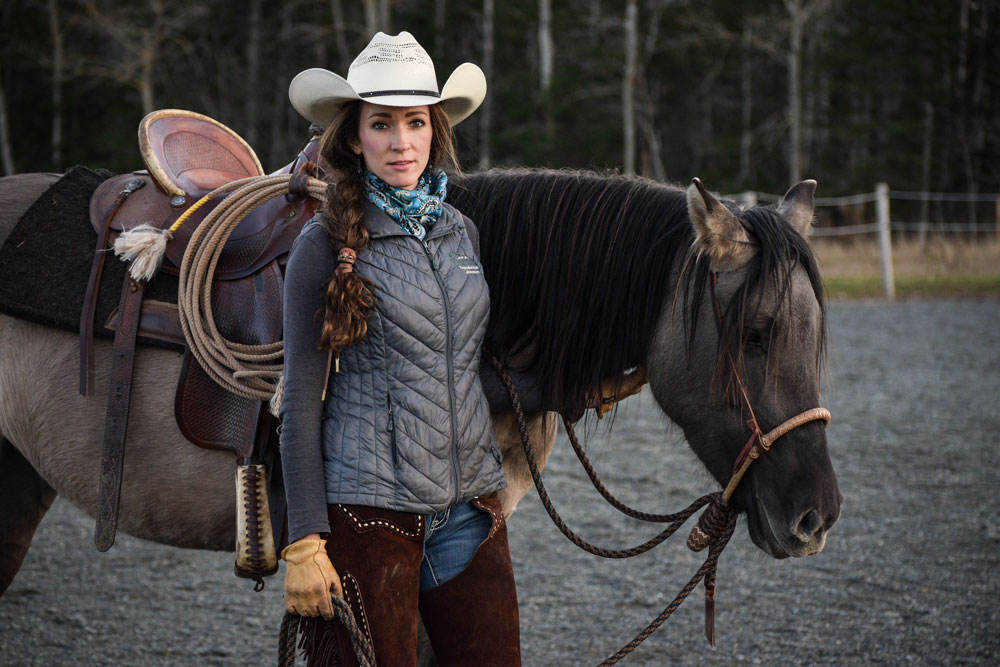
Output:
[
  {"xmin": 686, "ymin": 496, "xmax": 734, "ymax": 552},
  {"xmin": 335, "ymin": 247, "xmax": 357, "ymax": 277},
  {"xmin": 288, "ymin": 172, "xmax": 312, "ymax": 198}
]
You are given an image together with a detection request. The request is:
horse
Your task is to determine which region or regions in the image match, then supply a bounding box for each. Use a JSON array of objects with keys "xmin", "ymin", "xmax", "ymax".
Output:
[
  {"xmin": 449, "ymin": 169, "xmax": 842, "ymax": 559},
  {"xmin": 0, "ymin": 168, "xmax": 841, "ymax": 603}
]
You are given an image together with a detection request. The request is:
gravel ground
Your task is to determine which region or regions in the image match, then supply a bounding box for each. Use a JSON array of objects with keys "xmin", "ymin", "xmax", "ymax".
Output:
[{"xmin": 2, "ymin": 299, "xmax": 998, "ymax": 666}]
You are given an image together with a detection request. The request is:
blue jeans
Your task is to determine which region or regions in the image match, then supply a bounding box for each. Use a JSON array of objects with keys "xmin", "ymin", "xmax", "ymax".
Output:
[{"xmin": 420, "ymin": 500, "xmax": 492, "ymax": 592}]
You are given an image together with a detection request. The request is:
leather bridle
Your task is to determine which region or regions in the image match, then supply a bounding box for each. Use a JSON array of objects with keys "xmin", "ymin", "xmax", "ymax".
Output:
[{"xmin": 707, "ymin": 271, "xmax": 831, "ymax": 506}]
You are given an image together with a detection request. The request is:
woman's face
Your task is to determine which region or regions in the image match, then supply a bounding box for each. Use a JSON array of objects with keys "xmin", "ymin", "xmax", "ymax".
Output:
[{"xmin": 352, "ymin": 102, "xmax": 433, "ymax": 190}]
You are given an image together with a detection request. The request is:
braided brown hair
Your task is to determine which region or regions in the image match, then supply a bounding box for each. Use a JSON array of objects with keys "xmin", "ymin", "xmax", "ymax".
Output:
[{"xmin": 316, "ymin": 101, "xmax": 460, "ymax": 354}]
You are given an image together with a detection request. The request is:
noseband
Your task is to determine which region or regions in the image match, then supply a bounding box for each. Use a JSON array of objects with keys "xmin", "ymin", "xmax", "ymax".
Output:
[{"xmin": 707, "ymin": 271, "xmax": 831, "ymax": 507}]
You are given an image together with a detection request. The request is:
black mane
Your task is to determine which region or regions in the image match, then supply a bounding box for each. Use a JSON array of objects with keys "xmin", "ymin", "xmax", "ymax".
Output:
[{"xmin": 449, "ymin": 168, "xmax": 825, "ymax": 409}]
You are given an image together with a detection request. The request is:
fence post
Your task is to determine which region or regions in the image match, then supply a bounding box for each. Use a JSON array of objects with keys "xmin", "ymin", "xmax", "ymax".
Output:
[
  {"xmin": 995, "ymin": 197, "xmax": 1000, "ymax": 237},
  {"xmin": 876, "ymin": 182, "xmax": 895, "ymax": 300}
]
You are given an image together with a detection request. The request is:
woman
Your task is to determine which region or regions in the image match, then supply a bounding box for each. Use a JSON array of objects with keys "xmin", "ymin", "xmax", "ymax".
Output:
[{"xmin": 279, "ymin": 32, "xmax": 520, "ymax": 666}]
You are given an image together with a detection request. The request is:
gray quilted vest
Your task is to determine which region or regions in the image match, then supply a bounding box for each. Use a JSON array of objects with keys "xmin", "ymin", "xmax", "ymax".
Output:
[{"xmin": 320, "ymin": 202, "xmax": 505, "ymax": 512}]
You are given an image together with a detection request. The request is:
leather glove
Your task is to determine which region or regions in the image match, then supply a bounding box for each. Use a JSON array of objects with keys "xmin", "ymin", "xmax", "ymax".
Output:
[{"xmin": 281, "ymin": 538, "xmax": 343, "ymax": 619}]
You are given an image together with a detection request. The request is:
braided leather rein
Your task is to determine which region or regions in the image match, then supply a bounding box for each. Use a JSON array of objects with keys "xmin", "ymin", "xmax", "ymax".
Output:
[
  {"xmin": 483, "ymin": 272, "xmax": 831, "ymax": 664},
  {"xmin": 278, "ymin": 596, "xmax": 375, "ymax": 667}
]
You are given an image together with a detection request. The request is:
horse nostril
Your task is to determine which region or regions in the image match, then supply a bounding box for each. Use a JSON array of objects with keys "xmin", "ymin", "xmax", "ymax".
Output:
[{"xmin": 793, "ymin": 508, "xmax": 823, "ymax": 541}]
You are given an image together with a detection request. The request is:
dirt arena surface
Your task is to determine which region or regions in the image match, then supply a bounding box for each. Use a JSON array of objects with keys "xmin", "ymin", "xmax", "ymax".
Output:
[{"xmin": 2, "ymin": 299, "xmax": 998, "ymax": 666}]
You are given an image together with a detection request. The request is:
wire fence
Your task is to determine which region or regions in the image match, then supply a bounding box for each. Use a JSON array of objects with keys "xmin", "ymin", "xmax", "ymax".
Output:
[{"xmin": 730, "ymin": 184, "xmax": 1000, "ymax": 298}]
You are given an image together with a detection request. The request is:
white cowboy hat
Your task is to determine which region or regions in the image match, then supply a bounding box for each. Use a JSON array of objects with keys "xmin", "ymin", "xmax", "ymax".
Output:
[{"xmin": 289, "ymin": 31, "xmax": 486, "ymax": 129}]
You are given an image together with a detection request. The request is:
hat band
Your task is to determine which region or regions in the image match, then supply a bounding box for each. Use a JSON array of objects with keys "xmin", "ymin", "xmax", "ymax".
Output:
[{"xmin": 358, "ymin": 89, "xmax": 441, "ymax": 99}]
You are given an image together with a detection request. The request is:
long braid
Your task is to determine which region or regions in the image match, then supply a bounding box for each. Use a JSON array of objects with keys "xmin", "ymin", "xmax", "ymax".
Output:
[
  {"xmin": 315, "ymin": 102, "xmax": 377, "ymax": 354},
  {"xmin": 316, "ymin": 101, "xmax": 460, "ymax": 354},
  {"xmin": 319, "ymin": 171, "xmax": 376, "ymax": 352}
]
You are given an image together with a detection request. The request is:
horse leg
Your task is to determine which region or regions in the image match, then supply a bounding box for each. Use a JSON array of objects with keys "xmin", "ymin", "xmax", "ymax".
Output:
[
  {"xmin": 0, "ymin": 436, "xmax": 57, "ymax": 596},
  {"xmin": 492, "ymin": 411, "xmax": 557, "ymax": 518}
]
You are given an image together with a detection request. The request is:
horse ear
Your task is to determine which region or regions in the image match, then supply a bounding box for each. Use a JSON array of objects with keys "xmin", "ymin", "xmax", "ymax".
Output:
[
  {"xmin": 687, "ymin": 177, "xmax": 754, "ymax": 271},
  {"xmin": 777, "ymin": 179, "xmax": 817, "ymax": 237}
]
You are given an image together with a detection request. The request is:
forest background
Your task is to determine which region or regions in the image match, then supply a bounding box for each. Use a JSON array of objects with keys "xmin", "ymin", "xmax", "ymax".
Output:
[{"xmin": 0, "ymin": 0, "xmax": 996, "ymax": 230}]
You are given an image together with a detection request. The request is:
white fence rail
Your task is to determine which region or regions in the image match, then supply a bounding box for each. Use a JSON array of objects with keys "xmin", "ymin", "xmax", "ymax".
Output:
[{"xmin": 731, "ymin": 184, "xmax": 1000, "ymax": 299}]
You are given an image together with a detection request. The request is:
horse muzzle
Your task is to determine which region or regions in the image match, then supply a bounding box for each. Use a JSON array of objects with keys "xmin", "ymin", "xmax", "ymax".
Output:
[{"xmin": 751, "ymin": 490, "xmax": 842, "ymax": 558}]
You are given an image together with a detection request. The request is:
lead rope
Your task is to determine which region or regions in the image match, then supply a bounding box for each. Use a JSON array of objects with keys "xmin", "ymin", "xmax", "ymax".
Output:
[
  {"xmin": 484, "ymin": 352, "xmax": 738, "ymax": 662},
  {"xmin": 279, "ymin": 595, "xmax": 376, "ymax": 667},
  {"xmin": 563, "ymin": 418, "xmax": 697, "ymax": 524}
]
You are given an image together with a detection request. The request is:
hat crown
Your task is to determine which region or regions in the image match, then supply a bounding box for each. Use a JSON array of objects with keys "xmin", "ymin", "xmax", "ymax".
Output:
[{"xmin": 347, "ymin": 31, "xmax": 439, "ymax": 97}]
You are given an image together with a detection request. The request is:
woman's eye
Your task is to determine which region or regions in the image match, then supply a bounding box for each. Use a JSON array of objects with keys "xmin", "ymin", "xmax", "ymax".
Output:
[
  {"xmin": 410, "ymin": 119, "xmax": 426, "ymax": 127},
  {"xmin": 372, "ymin": 122, "xmax": 388, "ymax": 130}
]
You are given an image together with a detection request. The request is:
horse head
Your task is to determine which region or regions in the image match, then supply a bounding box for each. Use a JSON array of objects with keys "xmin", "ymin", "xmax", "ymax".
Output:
[
  {"xmin": 647, "ymin": 179, "xmax": 842, "ymax": 558},
  {"xmin": 449, "ymin": 168, "xmax": 841, "ymax": 559}
]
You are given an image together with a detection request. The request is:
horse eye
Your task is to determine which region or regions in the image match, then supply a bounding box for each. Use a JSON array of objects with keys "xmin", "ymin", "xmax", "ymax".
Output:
[{"xmin": 744, "ymin": 330, "xmax": 768, "ymax": 353}]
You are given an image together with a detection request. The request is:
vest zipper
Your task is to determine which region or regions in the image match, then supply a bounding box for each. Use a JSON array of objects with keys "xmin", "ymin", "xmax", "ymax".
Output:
[
  {"xmin": 420, "ymin": 238, "xmax": 461, "ymax": 505},
  {"xmin": 386, "ymin": 393, "xmax": 397, "ymax": 467}
]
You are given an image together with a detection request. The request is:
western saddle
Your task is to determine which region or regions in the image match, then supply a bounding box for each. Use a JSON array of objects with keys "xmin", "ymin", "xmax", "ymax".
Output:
[{"xmin": 83, "ymin": 109, "xmax": 321, "ymax": 585}]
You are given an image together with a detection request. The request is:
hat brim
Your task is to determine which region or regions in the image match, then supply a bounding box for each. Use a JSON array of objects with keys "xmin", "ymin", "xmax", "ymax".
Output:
[
  {"xmin": 288, "ymin": 63, "xmax": 486, "ymax": 129},
  {"xmin": 438, "ymin": 63, "xmax": 487, "ymax": 127},
  {"xmin": 288, "ymin": 68, "xmax": 361, "ymax": 129}
]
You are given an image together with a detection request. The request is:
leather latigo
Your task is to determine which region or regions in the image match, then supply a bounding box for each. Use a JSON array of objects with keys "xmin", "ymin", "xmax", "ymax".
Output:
[{"xmin": 94, "ymin": 277, "xmax": 145, "ymax": 552}]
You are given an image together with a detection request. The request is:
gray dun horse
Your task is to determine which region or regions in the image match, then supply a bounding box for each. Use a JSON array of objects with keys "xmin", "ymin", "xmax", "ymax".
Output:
[{"xmin": 0, "ymin": 169, "xmax": 840, "ymax": 605}]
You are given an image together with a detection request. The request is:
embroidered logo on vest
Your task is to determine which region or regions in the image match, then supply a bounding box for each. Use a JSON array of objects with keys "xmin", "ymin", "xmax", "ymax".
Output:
[{"xmin": 449, "ymin": 252, "xmax": 481, "ymax": 275}]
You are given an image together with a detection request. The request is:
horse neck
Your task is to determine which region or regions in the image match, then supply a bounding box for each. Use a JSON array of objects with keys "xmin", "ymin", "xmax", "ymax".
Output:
[{"xmin": 459, "ymin": 170, "xmax": 695, "ymax": 407}]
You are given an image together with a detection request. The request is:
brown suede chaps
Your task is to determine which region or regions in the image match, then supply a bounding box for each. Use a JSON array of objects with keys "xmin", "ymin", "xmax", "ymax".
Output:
[{"xmin": 297, "ymin": 493, "xmax": 521, "ymax": 667}]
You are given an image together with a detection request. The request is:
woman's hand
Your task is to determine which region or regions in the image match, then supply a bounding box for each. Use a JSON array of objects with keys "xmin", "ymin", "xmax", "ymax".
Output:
[{"xmin": 281, "ymin": 536, "xmax": 343, "ymax": 619}]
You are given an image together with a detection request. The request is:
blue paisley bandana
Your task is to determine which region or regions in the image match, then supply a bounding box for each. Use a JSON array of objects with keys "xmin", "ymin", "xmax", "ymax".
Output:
[{"xmin": 362, "ymin": 168, "xmax": 448, "ymax": 241}]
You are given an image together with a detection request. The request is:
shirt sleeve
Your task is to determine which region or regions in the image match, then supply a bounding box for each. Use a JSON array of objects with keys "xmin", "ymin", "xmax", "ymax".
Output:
[{"xmin": 279, "ymin": 223, "xmax": 336, "ymax": 543}]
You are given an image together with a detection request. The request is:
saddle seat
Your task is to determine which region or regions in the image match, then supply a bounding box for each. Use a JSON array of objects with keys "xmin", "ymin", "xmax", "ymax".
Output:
[{"xmin": 90, "ymin": 109, "xmax": 319, "ymax": 280}]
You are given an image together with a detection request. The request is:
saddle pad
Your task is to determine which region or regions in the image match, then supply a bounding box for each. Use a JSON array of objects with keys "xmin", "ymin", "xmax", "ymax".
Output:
[
  {"xmin": 174, "ymin": 259, "xmax": 284, "ymax": 454},
  {"xmin": 0, "ymin": 166, "xmax": 181, "ymax": 350}
]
